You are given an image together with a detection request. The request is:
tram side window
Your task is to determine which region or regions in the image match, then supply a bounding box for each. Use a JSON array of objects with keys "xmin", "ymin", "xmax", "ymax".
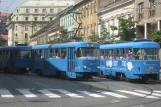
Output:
[
  {"xmin": 105, "ymin": 50, "xmax": 108, "ymax": 59},
  {"xmin": 34, "ymin": 50, "xmax": 43, "ymax": 58},
  {"xmin": 60, "ymin": 48, "xmax": 66, "ymax": 59},
  {"xmin": 126, "ymin": 48, "xmax": 133, "ymax": 60},
  {"xmin": 134, "ymin": 48, "xmax": 158, "ymax": 60},
  {"xmin": 120, "ymin": 49, "xmax": 125, "ymax": 60},
  {"xmin": 50, "ymin": 49, "xmax": 54, "ymax": 58},
  {"xmin": 113, "ymin": 49, "xmax": 119, "ymax": 59},
  {"xmin": 100, "ymin": 50, "xmax": 104, "ymax": 59},
  {"xmin": 109, "ymin": 49, "xmax": 113, "ymax": 60},
  {"xmin": 16, "ymin": 50, "xmax": 30, "ymax": 58},
  {"xmin": 0, "ymin": 51, "xmax": 2, "ymax": 58},
  {"xmin": 55, "ymin": 49, "xmax": 60, "ymax": 59}
]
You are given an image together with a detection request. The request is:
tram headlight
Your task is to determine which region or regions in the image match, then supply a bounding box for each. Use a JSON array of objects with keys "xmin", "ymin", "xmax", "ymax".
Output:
[{"xmin": 83, "ymin": 66, "xmax": 87, "ymax": 69}]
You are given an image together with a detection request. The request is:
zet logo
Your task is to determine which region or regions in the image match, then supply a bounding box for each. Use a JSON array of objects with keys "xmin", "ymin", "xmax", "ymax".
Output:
[{"xmin": 127, "ymin": 62, "xmax": 133, "ymax": 71}]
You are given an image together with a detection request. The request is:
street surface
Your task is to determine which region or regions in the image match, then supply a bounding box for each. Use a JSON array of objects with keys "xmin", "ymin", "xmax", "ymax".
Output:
[{"xmin": 0, "ymin": 73, "xmax": 161, "ymax": 107}]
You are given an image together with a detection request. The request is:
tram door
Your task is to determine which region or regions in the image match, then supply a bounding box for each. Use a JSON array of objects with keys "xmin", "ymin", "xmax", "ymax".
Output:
[{"xmin": 67, "ymin": 48, "xmax": 75, "ymax": 72}]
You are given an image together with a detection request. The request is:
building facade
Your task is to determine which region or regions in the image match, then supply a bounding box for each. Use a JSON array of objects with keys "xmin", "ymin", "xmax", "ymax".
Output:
[
  {"xmin": 134, "ymin": 0, "xmax": 161, "ymax": 39},
  {"xmin": 30, "ymin": 18, "xmax": 60, "ymax": 45},
  {"xmin": 59, "ymin": 6, "xmax": 75, "ymax": 39},
  {"xmin": 98, "ymin": 0, "xmax": 134, "ymax": 40},
  {"xmin": 74, "ymin": 0, "xmax": 98, "ymax": 40},
  {"xmin": 7, "ymin": 0, "xmax": 75, "ymax": 46}
]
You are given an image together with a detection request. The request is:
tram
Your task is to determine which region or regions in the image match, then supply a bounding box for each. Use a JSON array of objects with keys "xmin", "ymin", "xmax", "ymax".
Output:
[
  {"xmin": 0, "ymin": 46, "xmax": 31, "ymax": 73},
  {"xmin": 31, "ymin": 41, "xmax": 100, "ymax": 79},
  {"xmin": 100, "ymin": 39, "xmax": 160, "ymax": 82}
]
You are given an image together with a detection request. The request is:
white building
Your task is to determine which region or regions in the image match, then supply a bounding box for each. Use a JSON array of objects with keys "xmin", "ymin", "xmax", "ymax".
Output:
[
  {"xmin": 7, "ymin": 0, "xmax": 75, "ymax": 46},
  {"xmin": 97, "ymin": 0, "xmax": 134, "ymax": 40}
]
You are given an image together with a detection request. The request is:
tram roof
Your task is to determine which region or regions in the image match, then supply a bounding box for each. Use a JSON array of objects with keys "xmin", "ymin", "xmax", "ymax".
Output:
[
  {"xmin": 0, "ymin": 46, "xmax": 31, "ymax": 50},
  {"xmin": 32, "ymin": 41, "xmax": 99, "ymax": 49},
  {"xmin": 100, "ymin": 41, "xmax": 160, "ymax": 49}
]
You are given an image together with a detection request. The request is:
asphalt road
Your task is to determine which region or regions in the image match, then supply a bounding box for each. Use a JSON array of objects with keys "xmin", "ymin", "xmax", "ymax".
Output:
[{"xmin": 0, "ymin": 73, "xmax": 161, "ymax": 107}]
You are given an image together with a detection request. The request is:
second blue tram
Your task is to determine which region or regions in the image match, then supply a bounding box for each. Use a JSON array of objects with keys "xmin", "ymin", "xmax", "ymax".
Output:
[
  {"xmin": 100, "ymin": 39, "xmax": 160, "ymax": 82},
  {"xmin": 0, "ymin": 46, "xmax": 31, "ymax": 73},
  {"xmin": 31, "ymin": 41, "xmax": 100, "ymax": 79}
]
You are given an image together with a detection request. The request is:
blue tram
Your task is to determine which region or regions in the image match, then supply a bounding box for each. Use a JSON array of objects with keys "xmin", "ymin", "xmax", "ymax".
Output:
[
  {"xmin": 31, "ymin": 41, "xmax": 100, "ymax": 79},
  {"xmin": 0, "ymin": 46, "xmax": 31, "ymax": 73},
  {"xmin": 100, "ymin": 39, "xmax": 160, "ymax": 82}
]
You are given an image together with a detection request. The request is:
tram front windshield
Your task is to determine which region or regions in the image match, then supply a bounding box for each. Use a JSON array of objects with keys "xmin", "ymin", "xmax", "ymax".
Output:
[
  {"xmin": 76, "ymin": 47, "xmax": 99, "ymax": 59},
  {"xmin": 16, "ymin": 50, "xmax": 31, "ymax": 58}
]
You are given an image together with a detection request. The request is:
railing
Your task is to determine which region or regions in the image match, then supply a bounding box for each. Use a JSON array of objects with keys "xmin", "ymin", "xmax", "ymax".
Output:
[
  {"xmin": 138, "ymin": 12, "xmax": 144, "ymax": 20},
  {"xmin": 149, "ymin": 9, "xmax": 155, "ymax": 17}
]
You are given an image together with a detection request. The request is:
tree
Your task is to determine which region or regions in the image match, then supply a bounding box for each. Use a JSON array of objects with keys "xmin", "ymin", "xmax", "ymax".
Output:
[
  {"xmin": 47, "ymin": 38, "xmax": 61, "ymax": 44},
  {"xmin": 88, "ymin": 31, "xmax": 99, "ymax": 42},
  {"xmin": 118, "ymin": 17, "xmax": 136, "ymax": 41},
  {"xmin": 99, "ymin": 19, "xmax": 116, "ymax": 44},
  {"xmin": 150, "ymin": 30, "xmax": 161, "ymax": 45},
  {"xmin": 59, "ymin": 27, "xmax": 69, "ymax": 43}
]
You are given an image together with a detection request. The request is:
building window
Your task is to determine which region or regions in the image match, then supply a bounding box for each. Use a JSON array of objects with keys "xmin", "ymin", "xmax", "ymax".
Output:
[
  {"xmin": 26, "ymin": 9, "xmax": 29, "ymax": 13},
  {"xmin": 149, "ymin": 0, "xmax": 156, "ymax": 17},
  {"xmin": 25, "ymin": 25, "xmax": 28, "ymax": 31},
  {"xmin": 50, "ymin": 9, "xmax": 53, "ymax": 13},
  {"xmin": 138, "ymin": 2, "xmax": 144, "ymax": 19},
  {"xmin": 34, "ymin": 17, "xmax": 38, "ymax": 21},
  {"xmin": 149, "ymin": 0, "xmax": 155, "ymax": 9},
  {"xmin": 15, "ymin": 33, "xmax": 17, "ymax": 38},
  {"xmin": 35, "ymin": 9, "xmax": 38, "ymax": 13},
  {"xmin": 50, "ymin": 17, "xmax": 52, "ymax": 21},
  {"xmin": 25, "ymin": 33, "xmax": 28, "ymax": 39},
  {"xmin": 94, "ymin": 1, "xmax": 96, "ymax": 13},
  {"xmin": 25, "ymin": 17, "xmax": 28, "ymax": 21},
  {"xmin": 87, "ymin": 5, "xmax": 89, "ymax": 16},
  {"xmin": 16, "ymin": 26, "xmax": 18, "ymax": 31},
  {"xmin": 17, "ymin": 9, "xmax": 19, "ymax": 13},
  {"xmin": 42, "ymin": 17, "xmax": 45, "ymax": 21},
  {"xmin": 91, "ymin": 4, "xmax": 93, "ymax": 15},
  {"xmin": 42, "ymin": 9, "xmax": 46, "ymax": 13},
  {"xmin": 16, "ymin": 17, "xmax": 18, "ymax": 21}
]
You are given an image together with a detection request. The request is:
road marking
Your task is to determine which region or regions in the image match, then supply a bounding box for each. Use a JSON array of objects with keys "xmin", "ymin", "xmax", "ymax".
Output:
[
  {"xmin": 117, "ymin": 90, "xmax": 157, "ymax": 99},
  {"xmin": 0, "ymin": 89, "xmax": 14, "ymax": 98},
  {"xmin": 154, "ymin": 91, "xmax": 161, "ymax": 94},
  {"xmin": 96, "ymin": 90, "xmax": 128, "ymax": 98},
  {"xmin": 38, "ymin": 90, "xmax": 61, "ymax": 98},
  {"xmin": 16, "ymin": 89, "xmax": 37, "ymax": 98},
  {"xmin": 77, "ymin": 90, "xmax": 106, "ymax": 98},
  {"xmin": 55, "ymin": 89, "xmax": 84, "ymax": 98},
  {"xmin": 135, "ymin": 90, "xmax": 161, "ymax": 97}
]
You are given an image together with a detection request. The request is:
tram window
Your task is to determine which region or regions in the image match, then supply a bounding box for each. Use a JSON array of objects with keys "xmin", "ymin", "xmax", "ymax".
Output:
[
  {"xmin": 125, "ymin": 48, "xmax": 133, "ymax": 60},
  {"xmin": 109, "ymin": 49, "xmax": 113, "ymax": 60},
  {"xmin": 134, "ymin": 48, "xmax": 159, "ymax": 60},
  {"xmin": 105, "ymin": 50, "xmax": 108, "ymax": 59},
  {"xmin": 60, "ymin": 48, "xmax": 66, "ymax": 59},
  {"xmin": 113, "ymin": 49, "xmax": 119, "ymax": 59},
  {"xmin": 120, "ymin": 49, "xmax": 125, "ymax": 60},
  {"xmin": 100, "ymin": 50, "xmax": 105, "ymax": 59},
  {"xmin": 50, "ymin": 49, "xmax": 54, "ymax": 58},
  {"xmin": 16, "ymin": 50, "xmax": 30, "ymax": 58},
  {"xmin": 55, "ymin": 49, "xmax": 60, "ymax": 59}
]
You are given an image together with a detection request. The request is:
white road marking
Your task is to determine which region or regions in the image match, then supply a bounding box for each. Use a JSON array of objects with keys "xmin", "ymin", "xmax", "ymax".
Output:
[
  {"xmin": 16, "ymin": 89, "xmax": 37, "ymax": 98},
  {"xmin": 38, "ymin": 89, "xmax": 61, "ymax": 98},
  {"xmin": 77, "ymin": 90, "xmax": 106, "ymax": 98},
  {"xmin": 154, "ymin": 91, "xmax": 161, "ymax": 94},
  {"xmin": 55, "ymin": 89, "xmax": 84, "ymax": 98},
  {"xmin": 0, "ymin": 89, "xmax": 14, "ymax": 98},
  {"xmin": 96, "ymin": 90, "xmax": 128, "ymax": 98},
  {"xmin": 135, "ymin": 90, "xmax": 161, "ymax": 97},
  {"xmin": 117, "ymin": 90, "xmax": 158, "ymax": 99}
]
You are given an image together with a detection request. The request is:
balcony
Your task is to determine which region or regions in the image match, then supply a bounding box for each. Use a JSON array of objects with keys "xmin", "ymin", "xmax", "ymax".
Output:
[
  {"xmin": 149, "ymin": 9, "xmax": 155, "ymax": 17},
  {"xmin": 138, "ymin": 12, "xmax": 144, "ymax": 20}
]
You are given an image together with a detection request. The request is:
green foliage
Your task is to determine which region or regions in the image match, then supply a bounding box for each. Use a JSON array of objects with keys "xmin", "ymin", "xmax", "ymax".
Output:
[
  {"xmin": 150, "ymin": 30, "xmax": 161, "ymax": 45},
  {"xmin": 59, "ymin": 27, "xmax": 69, "ymax": 42},
  {"xmin": 118, "ymin": 17, "xmax": 136, "ymax": 41},
  {"xmin": 88, "ymin": 31, "xmax": 99, "ymax": 42},
  {"xmin": 47, "ymin": 38, "xmax": 61, "ymax": 44}
]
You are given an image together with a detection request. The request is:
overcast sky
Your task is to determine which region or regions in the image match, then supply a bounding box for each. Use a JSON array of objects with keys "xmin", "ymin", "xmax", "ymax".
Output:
[{"xmin": 0, "ymin": 0, "xmax": 27, "ymax": 13}]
